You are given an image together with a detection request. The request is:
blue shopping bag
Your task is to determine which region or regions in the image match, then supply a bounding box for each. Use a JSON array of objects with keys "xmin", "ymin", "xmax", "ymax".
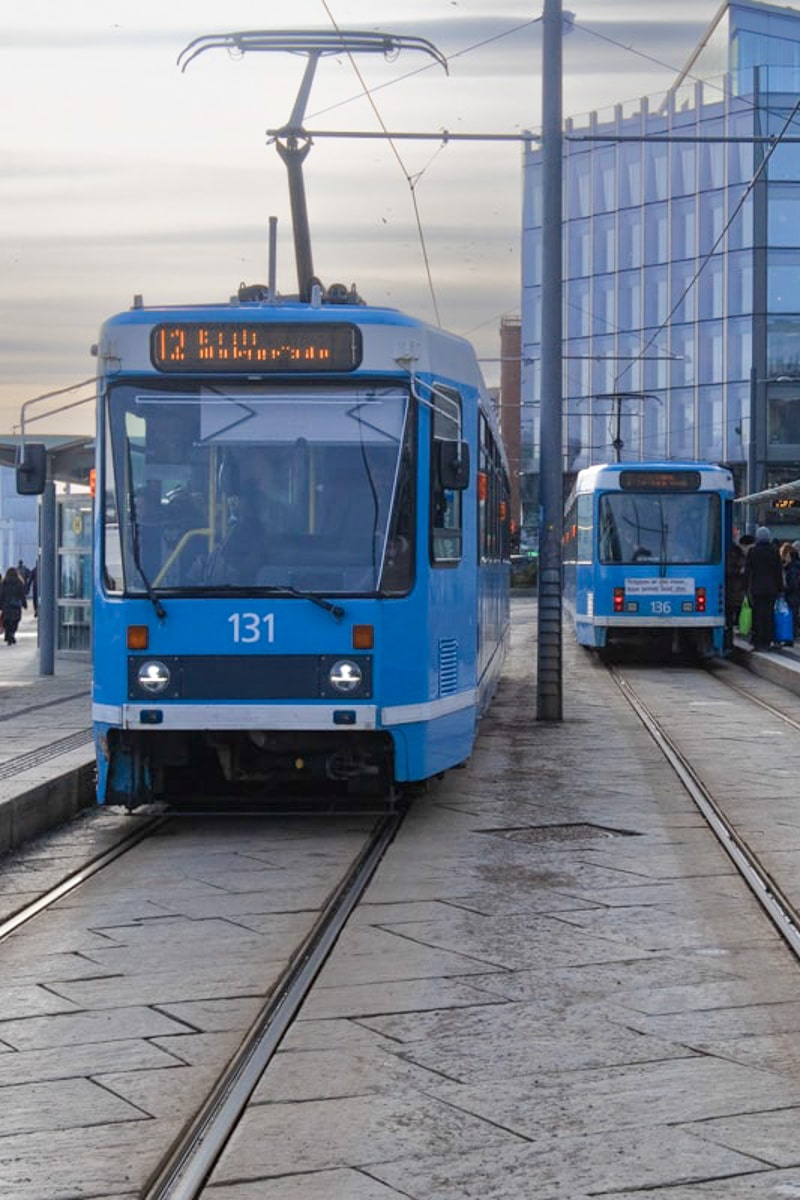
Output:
[{"xmin": 774, "ymin": 596, "xmax": 793, "ymax": 644}]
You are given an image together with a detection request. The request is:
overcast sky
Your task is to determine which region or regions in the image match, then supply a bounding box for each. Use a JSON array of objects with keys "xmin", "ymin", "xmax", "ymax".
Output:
[{"xmin": 0, "ymin": 0, "xmax": 725, "ymax": 435}]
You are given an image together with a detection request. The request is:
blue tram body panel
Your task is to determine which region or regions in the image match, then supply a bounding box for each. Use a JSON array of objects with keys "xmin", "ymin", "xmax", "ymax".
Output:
[
  {"xmin": 91, "ymin": 298, "xmax": 510, "ymax": 806},
  {"xmin": 564, "ymin": 462, "xmax": 733, "ymax": 658}
]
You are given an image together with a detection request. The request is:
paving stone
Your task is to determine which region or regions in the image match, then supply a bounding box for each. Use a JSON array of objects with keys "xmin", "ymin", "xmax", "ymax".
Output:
[
  {"xmin": 210, "ymin": 1094, "xmax": 522, "ymax": 1183},
  {"xmin": 0, "ymin": 1119, "xmax": 184, "ymax": 1199},
  {"xmin": 422, "ymin": 1056, "xmax": 800, "ymax": 1139},
  {"xmin": 301, "ymin": 976, "xmax": 509, "ymax": 1021},
  {"xmin": 204, "ymin": 1168, "xmax": 405, "ymax": 1198},
  {"xmin": 0, "ymin": 1038, "xmax": 184, "ymax": 1086},
  {"xmin": 685, "ymin": 1107, "xmax": 800, "ymax": 1167},
  {"xmin": 0, "ymin": 1004, "xmax": 193, "ymax": 1051},
  {"xmin": 0, "ymin": 1076, "xmax": 147, "ymax": 1135},
  {"xmin": 365, "ymin": 1126, "xmax": 767, "ymax": 1199}
]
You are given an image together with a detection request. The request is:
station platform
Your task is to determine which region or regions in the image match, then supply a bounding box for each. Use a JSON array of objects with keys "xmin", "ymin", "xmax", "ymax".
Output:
[{"xmin": 0, "ymin": 608, "xmax": 93, "ymax": 854}]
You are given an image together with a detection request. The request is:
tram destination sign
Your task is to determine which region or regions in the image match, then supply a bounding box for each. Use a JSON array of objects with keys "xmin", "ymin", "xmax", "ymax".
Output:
[
  {"xmin": 619, "ymin": 470, "xmax": 701, "ymax": 491},
  {"xmin": 151, "ymin": 322, "xmax": 363, "ymax": 373}
]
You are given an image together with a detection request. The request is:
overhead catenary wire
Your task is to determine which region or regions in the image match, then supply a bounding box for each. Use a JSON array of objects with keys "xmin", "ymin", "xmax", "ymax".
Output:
[{"xmin": 320, "ymin": 0, "xmax": 443, "ymax": 326}]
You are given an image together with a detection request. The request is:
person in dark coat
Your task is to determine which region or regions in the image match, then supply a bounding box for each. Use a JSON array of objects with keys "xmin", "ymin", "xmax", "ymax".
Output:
[
  {"xmin": 725, "ymin": 540, "xmax": 747, "ymax": 638},
  {"xmin": 0, "ymin": 566, "xmax": 27, "ymax": 645},
  {"xmin": 743, "ymin": 526, "xmax": 784, "ymax": 650},
  {"xmin": 784, "ymin": 543, "xmax": 800, "ymax": 641}
]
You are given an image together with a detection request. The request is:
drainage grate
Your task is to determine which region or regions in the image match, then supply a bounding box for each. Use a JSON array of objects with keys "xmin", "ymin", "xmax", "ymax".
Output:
[{"xmin": 478, "ymin": 823, "xmax": 640, "ymax": 844}]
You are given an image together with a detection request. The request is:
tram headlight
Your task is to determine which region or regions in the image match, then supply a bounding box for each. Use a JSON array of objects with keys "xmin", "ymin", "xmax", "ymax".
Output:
[
  {"xmin": 328, "ymin": 659, "xmax": 363, "ymax": 694},
  {"xmin": 137, "ymin": 660, "xmax": 171, "ymax": 695}
]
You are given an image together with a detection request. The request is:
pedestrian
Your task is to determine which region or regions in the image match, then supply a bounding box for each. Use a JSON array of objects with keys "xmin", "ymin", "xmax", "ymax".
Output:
[
  {"xmin": 743, "ymin": 526, "xmax": 784, "ymax": 651},
  {"xmin": 785, "ymin": 543, "xmax": 800, "ymax": 641},
  {"xmin": 725, "ymin": 539, "xmax": 747, "ymax": 638},
  {"xmin": 0, "ymin": 566, "xmax": 27, "ymax": 645},
  {"xmin": 26, "ymin": 563, "xmax": 37, "ymax": 618}
]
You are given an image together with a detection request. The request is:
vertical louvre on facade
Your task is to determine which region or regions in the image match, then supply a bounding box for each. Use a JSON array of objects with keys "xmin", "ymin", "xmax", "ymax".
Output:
[{"xmin": 438, "ymin": 638, "xmax": 459, "ymax": 696}]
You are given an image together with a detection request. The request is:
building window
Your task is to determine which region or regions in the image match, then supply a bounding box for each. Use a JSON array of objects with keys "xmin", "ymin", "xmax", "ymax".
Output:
[
  {"xmin": 727, "ymin": 251, "xmax": 752, "ymax": 316},
  {"xmin": 619, "ymin": 210, "xmax": 643, "ymax": 268},
  {"xmin": 698, "ymin": 320, "xmax": 724, "ymax": 384},
  {"xmin": 671, "ymin": 260, "xmax": 697, "ymax": 323},
  {"xmin": 728, "ymin": 316, "xmax": 752, "ymax": 381},
  {"xmin": 593, "ymin": 214, "xmax": 616, "ymax": 274},
  {"xmin": 593, "ymin": 275, "xmax": 616, "ymax": 332},
  {"xmin": 567, "ymin": 279, "xmax": 590, "ymax": 339},
  {"xmin": 568, "ymin": 219, "xmax": 591, "ymax": 278},
  {"xmin": 568, "ymin": 153, "xmax": 591, "ymax": 217},
  {"xmin": 644, "ymin": 203, "xmax": 668, "ymax": 264},
  {"xmin": 768, "ymin": 249, "xmax": 800, "ymax": 311},
  {"xmin": 697, "ymin": 384, "xmax": 724, "ymax": 460},
  {"xmin": 618, "ymin": 271, "xmax": 642, "ymax": 330},
  {"xmin": 698, "ymin": 254, "xmax": 724, "ymax": 319},
  {"xmin": 645, "ymin": 141, "xmax": 668, "ymax": 202},
  {"xmin": 669, "ymin": 388, "xmax": 695, "ymax": 458},
  {"xmin": 699, "ymin": 189, "xmax": 725, "ymax": 255},
  {"xmin": 593, "ymin": 148, "xmax": 616, "ymax": 213},
  {"xmin": 671, "ymin": 139, "xmax": 696, "ymax": 197},
  {"xmin": 699, "ymin": 118, "xmax": 725, "ymax": 190},
  {"xmin": 619, "ymin": 141, "xmax": 642, "ymax": 207},
  {"xmin": 643, "ymin": 264, "xmax": 668, "ymax": 327},
  {"xmin": 767, "ymin": 316, "xmax": 800, "ymax": 376},
  {"xmin": 673, "ymin": 197, "xmax": 696, "ymax": 260},
  {"xmin": 768, "ymin": 183, "xmax": 800, "ymax": 245}
]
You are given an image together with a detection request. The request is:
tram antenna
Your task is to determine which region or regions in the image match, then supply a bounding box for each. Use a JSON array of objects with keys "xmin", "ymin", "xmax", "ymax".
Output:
[{"xmin": 178, "ymin": 30, "xmax": 448, "ymax": 303}]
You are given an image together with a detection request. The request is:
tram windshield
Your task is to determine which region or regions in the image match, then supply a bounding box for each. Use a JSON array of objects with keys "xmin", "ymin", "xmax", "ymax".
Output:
[
  {"xmin": 598, "ymin": 491, "xmax": 721, "ymax": 566},
  {"xmin": 102, "ymin": 382, "xmax": 414, "ymax": 597}
]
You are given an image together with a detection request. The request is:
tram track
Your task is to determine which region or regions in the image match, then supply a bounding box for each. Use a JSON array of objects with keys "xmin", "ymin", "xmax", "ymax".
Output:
[
  {"xmin": 0, "ymin": 813, "xmax": 167, "ymax": 939},
  {"xmin": 609, "ymin": 662, "xmax": 800, "ymax": 962},
  {"xmin": 142, "ymin": 804, "xmax": 406, "ymax": 1200}
]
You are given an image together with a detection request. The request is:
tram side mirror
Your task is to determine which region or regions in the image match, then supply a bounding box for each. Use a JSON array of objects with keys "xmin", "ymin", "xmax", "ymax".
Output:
[
  {"xmin": 437, "ymin": 440, "xmax": 470, "ymax": 490},
  {"xmin": 16, "ymin": 443, "xmax": 47, "ymax": 495}
]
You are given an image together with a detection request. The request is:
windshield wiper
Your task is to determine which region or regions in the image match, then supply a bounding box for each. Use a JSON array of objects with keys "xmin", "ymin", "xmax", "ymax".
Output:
[
  {"xmin": 125, "ymin": 446, "xmax": 167, "ymax": 620},
  {"xmin": 257, "ymin": 585, "xmax": 345, "ymax": 619}
]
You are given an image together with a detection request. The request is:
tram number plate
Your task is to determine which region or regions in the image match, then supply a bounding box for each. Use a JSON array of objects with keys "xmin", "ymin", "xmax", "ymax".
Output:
[{"xmin": 624, "ymin": 577, "xmax": 694, "ymax": 596}]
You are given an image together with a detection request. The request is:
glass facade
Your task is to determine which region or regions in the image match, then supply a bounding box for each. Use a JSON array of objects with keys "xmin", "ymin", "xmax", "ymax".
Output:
[{"xmin": 521, "ymin": 0, "xmax": 800, "ymax": 527}]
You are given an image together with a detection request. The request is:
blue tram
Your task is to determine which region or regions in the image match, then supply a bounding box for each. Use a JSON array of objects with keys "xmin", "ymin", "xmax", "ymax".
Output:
[
  {"xmin": 89, "ymin": 295, "xmax": 511, "ymax": 806},
  {"xmin": 563, "ymin": 462, "xmax": 734, "ymax": 657}
]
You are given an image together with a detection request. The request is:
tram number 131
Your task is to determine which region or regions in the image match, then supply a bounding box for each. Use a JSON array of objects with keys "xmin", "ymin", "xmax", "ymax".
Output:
[{"xmin": 228, "ymin": 612, "xmax": 275, "ymax": 643}]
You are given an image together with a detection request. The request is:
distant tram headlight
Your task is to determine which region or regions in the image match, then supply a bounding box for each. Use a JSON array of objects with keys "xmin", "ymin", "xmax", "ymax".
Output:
[
  {"xmin": 328, "ymin": 659, "xmax": 363, "ymax": 694},
  {"xmin": 137, "ymin": 660, "xmax": 171, "ymax": 695}
]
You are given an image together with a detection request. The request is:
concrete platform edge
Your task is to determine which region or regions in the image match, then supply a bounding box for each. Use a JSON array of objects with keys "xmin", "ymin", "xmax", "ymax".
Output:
[{"xmin": 0, "ymin": 763, "xmax": 96, "ymax": 856}]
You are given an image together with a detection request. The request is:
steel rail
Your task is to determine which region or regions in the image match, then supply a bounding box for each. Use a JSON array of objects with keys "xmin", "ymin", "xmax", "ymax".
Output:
[
  {"xmin": 704, "ymin": 660, "xmax": 800, "ymax": 734},
  {"xmin": 0, "ymin": 815, "xmax": 167, "ymax": 940},
  {"xmin": 609, "ymin": 665, "xmax": 800, "ymax": 960},
  {"xmin": 143, "ymin": 807, "xmax": 405, "ymax": 1200}
]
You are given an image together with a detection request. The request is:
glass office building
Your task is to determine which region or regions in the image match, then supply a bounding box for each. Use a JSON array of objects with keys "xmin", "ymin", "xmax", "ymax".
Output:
[{"xmin": 522, "ymin": 0, "xmax": 800, "ymax": 535}]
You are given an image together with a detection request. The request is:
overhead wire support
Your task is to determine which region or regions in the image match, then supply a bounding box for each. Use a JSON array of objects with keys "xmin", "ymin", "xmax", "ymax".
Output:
[{"xmin": 177, "ymin": 30, "xmax": 448, "ymax": 303}]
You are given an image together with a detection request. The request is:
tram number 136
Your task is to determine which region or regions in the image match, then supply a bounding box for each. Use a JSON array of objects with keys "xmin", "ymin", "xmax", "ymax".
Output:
[
  {"xmin": 650, "ymin": 601, "xmax": 672, "ymax": 614},
  {"xmin": 228, "ymin": 612, "xmax": 275, "ymax": 643}
]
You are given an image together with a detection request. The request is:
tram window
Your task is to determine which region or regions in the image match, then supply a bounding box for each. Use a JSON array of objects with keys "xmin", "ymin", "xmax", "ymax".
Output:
[
  {"xmin": 431, "ymin": 387, "xmax": 463, "ymax": 564},
  {"xmin": 598, "ymin": 492, "xmax": 721, "ymax": 564}
]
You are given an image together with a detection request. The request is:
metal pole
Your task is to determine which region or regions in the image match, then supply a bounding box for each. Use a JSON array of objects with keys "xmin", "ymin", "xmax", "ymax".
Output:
[
  {"xmin": 39, "ymin": 482, "xmax": 56, "ymax": 676},
  {"xmin": 536, "ymin": 0, "xmax": 564, "ymax": 721}
]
